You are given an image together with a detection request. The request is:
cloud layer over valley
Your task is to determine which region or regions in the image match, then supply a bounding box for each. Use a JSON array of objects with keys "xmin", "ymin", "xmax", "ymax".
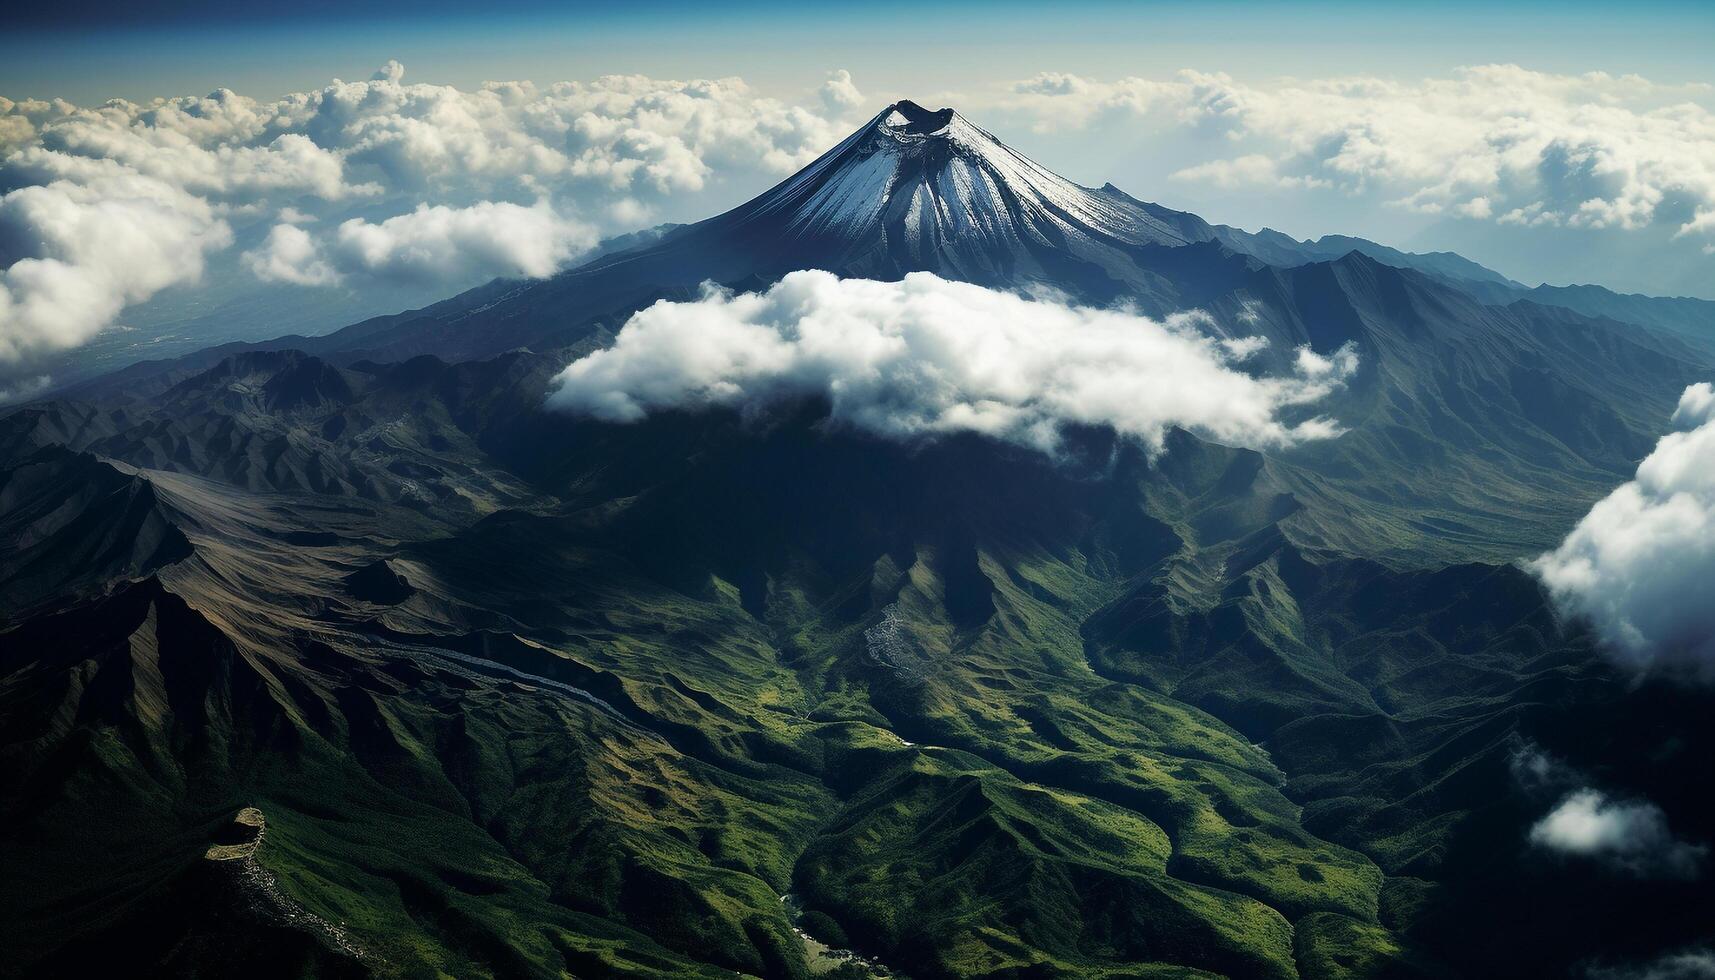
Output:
[{"xmin": 547, "ymin": 270, "xmax": 1358, "ymax": 456}]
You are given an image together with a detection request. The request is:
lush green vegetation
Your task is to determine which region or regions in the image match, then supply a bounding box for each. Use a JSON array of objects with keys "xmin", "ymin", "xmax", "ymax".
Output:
[
  {"xmin": 5, "ymin": 232, "xmax": 1715, "ymax": 977},
  {"xmin": 0, "ymin": 409, "xmax": 1640, "ymax": 978}
]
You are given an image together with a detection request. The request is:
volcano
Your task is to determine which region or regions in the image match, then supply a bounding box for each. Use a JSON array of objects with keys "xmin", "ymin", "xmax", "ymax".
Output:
[{"xmin": 674, "ymin": 98, "xmax": 1202, "ymax": 279}]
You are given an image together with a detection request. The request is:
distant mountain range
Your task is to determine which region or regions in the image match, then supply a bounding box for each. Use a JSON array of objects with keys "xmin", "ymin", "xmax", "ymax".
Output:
[{"xmin": 4, "ymin": 101, "xmax": 1714, "ymax": 980}]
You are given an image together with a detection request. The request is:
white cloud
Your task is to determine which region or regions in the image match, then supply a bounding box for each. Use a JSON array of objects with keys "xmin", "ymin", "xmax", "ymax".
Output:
[
  {"xmin": 1509, "ymin": 741, "xmax": 1579, "ymax": 793},
  {"xmin": 271, "ymin": 66, "xmax": 864, "ymax": 211},
  {"xmin": 1511, "ymin": 741, "xmax": 1704, "ymax": 882},
  {"xmin": 243, "ymin": 223, "xmax": 337, "ymax": 286},
  {"xmin": 1013, "ymin": 72, "xmax": 1090, "ymax": 98},
  {"xmin": 1221, "ymin": 334, "xmax": 1269, "ymax": 359},
  {"xmin": 0, "ymin": 167, "xmax": 231, "ymax": 362},
  {"xmin": 1530, "ymin": 788, "xmax": 1706, "ymax": 879},
  {"xmin": 547, "ymin": 270, "xmax": 1357, "ymax": 456},
  {"xmin": 246, "ymin": 199, "xmax": 597, "ymax": 286},
  {"xmin": 1534, "ymin": 383, "xmax": 1715, "ymax": 677},
  {"xmin": 1005, "ymin": 72, "xmax": 1180, "ymax": 129},
  {"xmin": 0, "ymin": 64, "xmax": 872, "ymax": 364},
  {"xmin": 820, "ymin": 69, "xmax": 866, "ymax": 114},
  {"xmin": 26, "ymin": 105, "xmax": 357, "ymax": 202},
  {"xmin": 1455, "ymin": 196, "xmax": 1494, "ymax": 219},
  {"xmin": 1002, "ymin": 66, "xmax": 1715, "ymax": 249},
  {"xmin": 1171, "ymin": 153, "xmax": 1329, "ymax": 190}
]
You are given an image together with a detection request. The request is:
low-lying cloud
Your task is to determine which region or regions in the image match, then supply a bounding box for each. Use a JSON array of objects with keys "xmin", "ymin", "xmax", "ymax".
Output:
[
  {"xmin": 547, "ymin": 270, "xmax": 1358, "ymax": 455},
  {"xmin": 1530, "ymin": 788, "xmax": 1706, "ymax": 879},
  {"xmin": 1534, "ymin": 383, "xmax": 1715, "ymax": 677},
  {"xmin": 1509, "ymin": 740, "xmax": 1580, "ymax": 794},
  {"xmin": 1511, "ymin": 740, "xmax": 1706, "ymax": 880},
  {"xmin": 0, "ymin": 160, "xmax": 232, "ymax": 362}
]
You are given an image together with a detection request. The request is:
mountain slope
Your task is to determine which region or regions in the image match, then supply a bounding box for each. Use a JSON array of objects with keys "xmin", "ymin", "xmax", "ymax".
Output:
[{"xmin": 0, "ymin": 446, "xmax": 192, "ymax": 620}]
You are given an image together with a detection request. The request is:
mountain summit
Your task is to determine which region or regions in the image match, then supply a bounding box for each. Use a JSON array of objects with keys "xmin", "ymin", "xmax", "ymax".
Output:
[{"xmin": 730, "ymin": 99, "xmax": 1197, "ymax": 279}]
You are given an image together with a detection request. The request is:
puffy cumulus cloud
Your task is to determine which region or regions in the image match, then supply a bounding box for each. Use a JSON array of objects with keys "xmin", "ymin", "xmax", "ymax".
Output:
[
  {"xmin": 1454, "ymin": 196, "xmax": 1494, "ymax": 219},
  {"xmin": 0, "ymin": 63, "xmax": 871, "ymax": 363},
  {"xmin": 273, "ymin": 66, "xmax": 866, "ymax": 214},
  {"xmin": 1002, "ymin": 66, "xmax": 1715, "ymax": 247},
  {"xmin": 0, "ymin": 96, "xmax": 73, "ymax": 155},
  {"xmin": 246, "ymin": 200, "xmax": 597, "ymax": 286},
  {"xmin": 1534, "ymin": 383, "xmax": 1715, "ymax": 677},
  {"xmin": 1529, "ymin": 788, "xmax": 1706, "ymax": 879},
  {"xmin": 0, "ymin": 168, "xmax": 231, "ymax": 362},
  {"xmin": 4, "ymin": 90, "xmax": 358, "ymax": 203},
  {"xmin": 243, "ymin": 223, "xmax": 336, "ymax": 286},
  {"xmin": 820, "ymin": 70, "xmax": 866, "ymax": 114},
  {"xmin": 6, "ymin": 64, "xmax": 865, "ymax": 213},
  {"xmin": 547, "ymin": 270, "xmax": 1358, "ymax": 456}
]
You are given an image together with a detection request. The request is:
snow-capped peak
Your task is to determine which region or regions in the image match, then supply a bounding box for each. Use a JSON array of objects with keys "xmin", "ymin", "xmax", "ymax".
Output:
[
  {"xmin": 574, "ymin": 100, "xmax": 1211, "ymax": 299},
  {"xmin": 732, "ymin": 99, "xmax": 1194, "ymax": 276}
]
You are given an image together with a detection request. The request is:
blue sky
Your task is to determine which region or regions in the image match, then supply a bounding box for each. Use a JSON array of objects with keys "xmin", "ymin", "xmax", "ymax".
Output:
[{"xmin": 7, "ymin": 1, "xmax": 1713, "ymax": 105}]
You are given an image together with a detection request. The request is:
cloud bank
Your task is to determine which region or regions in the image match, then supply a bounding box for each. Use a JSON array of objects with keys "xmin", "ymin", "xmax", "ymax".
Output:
[
  {"xmin": 1534, "ymin": 383, "xmax": 1715, "ymax": 677},
  {"xmin": 245, "ymin": 200, "xmax": 598, "ymax": 286},
  {"xmin": 0, "ymin": 64, "xmax": 868, "ymax": 366},
  {"xmin": 1004, "ymin": 65, "xmax": 1715, "ymax": 246},
  {"xmin": 1530, "ymin": 788, "xmax": 1706, "ymax": 879},
  {"xmin": 547, "ymin": 270, "xmax": 1357, "ymax": 455}
]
